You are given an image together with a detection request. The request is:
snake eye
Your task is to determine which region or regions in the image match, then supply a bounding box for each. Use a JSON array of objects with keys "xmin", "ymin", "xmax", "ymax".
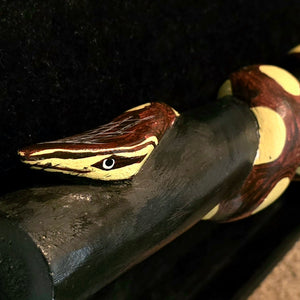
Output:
[
  {"xmin": 102, "ymin": 158, "xmax": 115, "ymax": 170},
  {"xmin": 92, "ymin": 154, "xmax": 147, "ymax": 171}
]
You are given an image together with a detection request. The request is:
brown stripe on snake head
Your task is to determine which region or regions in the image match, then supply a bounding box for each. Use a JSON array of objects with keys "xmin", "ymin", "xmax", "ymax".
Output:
[
  {"xmin": 20, "ymin": 102, "xmax": 178, "ymax": 155},
  {"xmin": 214, "ymin": 65, "xmax": 300, "ymax": 221},
  {"xmin": 21, "ymin": 141, "xmax": 157, "ymax": 161},
  {"xmin": 18, "ymin": 102, "xmax": 179, "ymax": 181}
]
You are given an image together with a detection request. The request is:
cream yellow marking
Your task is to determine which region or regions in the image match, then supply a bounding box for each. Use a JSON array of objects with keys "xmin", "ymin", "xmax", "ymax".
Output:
[
  {"xmin": 217, "ymin": 79, "xmax": 233, "ymax": 99},
  {"xmin": 126, "ymin": 103, "xmax": 151, "ymax": 112},
  {"xmin": 252, "ymin": 177, "xmax": 290, "ymax": 214},
  {"xmin": 296, "ymin": 167, "xmax": 300, "ymax": 176},
  {"xmin": 259, "ymin": 65, "xmax": 300, "ymax": 96},
  {"xmin": 202, "ymin": 204, "xmax": 220, "ymax": 220},
  {"xmin": 127, "ymin": 102, "xmax": 180, "ymax": 117},
  {"xmin": 31, "ymin": 166, "xmax": 44, "ymax": 170},
  {"xmin": 26, "ymin": 136, "xmax": 158, "ymax": 157},
  {"xmin": 288, "ymin": 45, "xmax": 300, "ymax": 54},
  {"xmin": 23, "ymin": 143, "xmax": 155, "ymax": 181},
  {"xmin": 251, "ymin": 106, "xmax": 286, "ymax": 165},
  {"xmin": 172, "ymin": 108, "xmax": 180, "ymax": 117}
]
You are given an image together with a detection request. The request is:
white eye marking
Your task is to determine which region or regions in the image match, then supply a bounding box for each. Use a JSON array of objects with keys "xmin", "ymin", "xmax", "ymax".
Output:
[{"xmin": 102, "ymin": 158, "xmax": 115, "ymax": 170}]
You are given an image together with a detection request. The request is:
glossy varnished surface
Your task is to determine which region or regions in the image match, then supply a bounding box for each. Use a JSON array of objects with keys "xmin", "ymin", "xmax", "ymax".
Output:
[
  {"xmin": 0, "ymin": 97, "xmax": 259, "ymax": 299},
  {"xmin": 91, "ymin": 183, "xmax": 300, "ymax": 300}
]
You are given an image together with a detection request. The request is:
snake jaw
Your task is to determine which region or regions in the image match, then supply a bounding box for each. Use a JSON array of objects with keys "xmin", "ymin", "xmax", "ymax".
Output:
[{"xmin": 18, "ymin": 102, "xmax": 179, "ymax": 181}]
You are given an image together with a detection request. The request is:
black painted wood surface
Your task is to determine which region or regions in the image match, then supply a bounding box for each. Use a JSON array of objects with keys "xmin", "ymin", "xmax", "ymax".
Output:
[
  {"xmin": 92, "ymin": 182, "xmax": 300, "ymax": 300},
  {"xmin": 0, "ymin": 98, "xmax": 258, "ymax": 299}
]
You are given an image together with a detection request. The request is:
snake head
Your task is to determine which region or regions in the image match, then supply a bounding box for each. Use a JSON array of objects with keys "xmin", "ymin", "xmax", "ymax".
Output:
[{"xmin": 18, "ymin": 102, "xmax": 179, "ymax": 181}]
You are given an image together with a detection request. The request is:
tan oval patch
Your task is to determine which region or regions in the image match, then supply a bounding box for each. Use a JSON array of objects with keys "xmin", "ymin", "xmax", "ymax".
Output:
[
  {"xmin": 126, "ymin": 103, "xmax": 151, "ymax": 112},
  {"xmin": 172, "ymin": 107, "xmax": 180, "ymax": 117},
  {"xmin": 251, "ymin": 106, "xmax": 286, "ymax": 165},
  {"xmin": 217, "ymin": 79, "xmax": 233, "ymax": 99},
  {"xmin": 259, "ymin": 65, "xmax": 300, "ymax": 96},
  {"xmin": 127, "ymin": 102, "xmax": 180, "ymax": 117},
  {"xmin": 202, "ymin": 204, "xmax": 219, "ymax": 220},
  {"xmin": 288, "ymin": 44, "xmax": 300, "ymax": 54},
  {"xmin": 252, "ymin": 177, "xmax": 290, "ymax": 214}
]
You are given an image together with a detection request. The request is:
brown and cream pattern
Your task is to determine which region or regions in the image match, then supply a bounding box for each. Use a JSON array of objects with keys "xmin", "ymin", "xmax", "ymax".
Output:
[
  {"xmin": 19, "ymin": 102, "xmax": 179, "ymax": 180},
  {"xmin": 211, "ymin": 65, "xmax": 300, "ymax": 221}
]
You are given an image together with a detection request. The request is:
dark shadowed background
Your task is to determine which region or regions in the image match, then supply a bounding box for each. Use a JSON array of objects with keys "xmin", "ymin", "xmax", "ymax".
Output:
[{"xmin": 1, "ymin": 1, "xmax": 300, "ymax": 299}]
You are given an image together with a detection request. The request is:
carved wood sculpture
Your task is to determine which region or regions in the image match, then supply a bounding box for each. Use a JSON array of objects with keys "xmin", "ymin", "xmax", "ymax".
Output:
[{"xmin": 1, "ymin": 47, "xmax": 300, "ymax": 299}]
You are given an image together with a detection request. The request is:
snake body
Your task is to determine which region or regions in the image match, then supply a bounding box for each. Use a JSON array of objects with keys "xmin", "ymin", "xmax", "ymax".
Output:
[
  {"xmin": 19, "ymin": 48, "xmax": 300, "ymax": 222},
  {"xmin": 211, "ymin": 64, "xmax": 300, "ymax": 221}
]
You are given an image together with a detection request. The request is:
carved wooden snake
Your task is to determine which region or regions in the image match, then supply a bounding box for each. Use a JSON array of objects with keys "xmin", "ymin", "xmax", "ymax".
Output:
[{"xmin": 18, "ymin": 46, "xmax": 300, "ymax": 223}]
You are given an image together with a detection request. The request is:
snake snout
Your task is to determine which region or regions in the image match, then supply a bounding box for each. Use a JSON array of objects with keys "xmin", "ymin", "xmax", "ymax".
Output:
[
  {"xmin": 18, "ymin": 144, "xmax": 49, "ymax": 163},
  {"xmin": 18, "ymin": 147, "xmax": 34, "ymax": 161}
]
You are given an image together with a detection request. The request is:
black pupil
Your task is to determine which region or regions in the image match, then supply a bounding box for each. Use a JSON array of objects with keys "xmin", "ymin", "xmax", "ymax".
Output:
[{"xmin": 105, "ymin": 159, "xmax": 114, "ymax": 167}]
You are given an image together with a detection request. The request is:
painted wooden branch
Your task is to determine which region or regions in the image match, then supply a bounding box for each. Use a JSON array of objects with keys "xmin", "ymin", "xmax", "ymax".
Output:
[{"xmin": 1, "ymin": 47, "xmax": 300, "ymax": 299}]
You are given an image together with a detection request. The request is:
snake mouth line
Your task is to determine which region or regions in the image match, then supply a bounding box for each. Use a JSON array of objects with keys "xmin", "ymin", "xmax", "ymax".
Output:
[{"xmin": 27, "ymin": 162, "xmax": 92, "ymax": 174}]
